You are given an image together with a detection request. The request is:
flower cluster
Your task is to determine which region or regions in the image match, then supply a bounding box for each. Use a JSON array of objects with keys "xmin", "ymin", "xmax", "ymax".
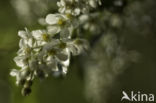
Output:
[
  {"xmin": 57, "ymin": 0, "xmax": 101, "ymax": 16},
  {"xmin": 10, "ymin": 0, "xmax": 101, "ymax": 96}
]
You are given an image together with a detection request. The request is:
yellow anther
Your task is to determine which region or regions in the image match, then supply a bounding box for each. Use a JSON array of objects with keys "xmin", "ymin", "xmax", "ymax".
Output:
[
  {"xmin": 25, "ymin": 47, "xmax": 31, "ymax": 54},
  {"xmin": 58, "ymin": 19, "xmax": 65, "ymax": 25},
  {"xmin": 42, "ymin": 34, "xmax": 49, "ymax": 41},
  {"xmin": 59, "ymin": 42, "xmax": 66, "ymax": 49},
  {"xmin": 74, "ymin": 39, "xmax": 83, "ymax": 45},
  {"xmin": 66, "ymin": 13, "xmax": 72, "ymax": 19}
]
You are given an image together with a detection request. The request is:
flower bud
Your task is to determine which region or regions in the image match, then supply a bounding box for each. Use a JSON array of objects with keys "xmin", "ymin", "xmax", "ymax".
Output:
[{"xmin": 21, "ymin": 87, "xmax": 31, "ymax": 96}]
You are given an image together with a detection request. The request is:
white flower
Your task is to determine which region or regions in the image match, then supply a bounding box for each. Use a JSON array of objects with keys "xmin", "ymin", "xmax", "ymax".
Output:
[
  {"xmin": 18, "ymin": 29, "xmax": 35, "ymax": 48},
  {"xmin": 18, "ymin": 28, "xmax": 31, "ymax": 39},
  {"xmin": 57, "ymin": 0, "xmax": 81, "ymax": 16},
  {"xmin": 57, "ymin": 0, "xmax": 101, "ymax": 16},
  {"xmin": 46, "ymin": 14, "xmax": 67, "ymax": 25},
  {"xmin": 18, "ymin": 30, "xmax": 29, "ymax": 39},
  {"xmin": 33, "ymin": 39, "xmax": 71, "ymax": 75},
  {"xmin": 42, "ymin": 41, "xmax": 70, "ymax": 62},
  {"xmin": 32, "ymin": 30, "xmax": 47, "ymax": 41},
  {"xmin": 18, "ymin": 43, "xmax": 32, "ymax": 56},
  {"xmin": 46, "ymin": 13, "xmax": 72, "ymax": 38},
  {"xmin": 46, "ymin": 25, "xmax": 61, "ymax": 35},
  {"xmin": 31, "ymin": 30, "xmax": 50, "ymax": 46},
  {"xmin": 66, "ymin": 39, "xmax": 89, "ymax": 55}
]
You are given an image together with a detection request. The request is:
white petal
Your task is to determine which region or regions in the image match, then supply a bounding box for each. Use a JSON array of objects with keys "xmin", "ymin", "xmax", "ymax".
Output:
[
  {"xmin": 58, "ymin": 8, "xmax": 66, "ymax": 13},
  {"xmin": 32, "ymin": 30, "xmax": 43, "ymax": 40},
  {"xmin": 89, "ymin": 0, "xmax": 97, "ymax": 8},
  {"xmin": 14, "ymin": 56, "xmax": 27, "ymax": 67},
  {"xmin": 74, "ymin": 8, "xmax": 81, "ymax": 15},
  {"xmin": 60, "ymin": 0, "xmax": 65, "ymax": 6},
  {"xmin": 38, "ymin": 18, "xmax": 47, "ymax": 26},
  {"xmin": 17, "ymin": 48, "xmax": 25, "ymax": 56},
  {"xmin": 47, "ymin": 25, "xmax": 61, "ymax": 34},
  {"xmin": 36, "ymin": 40, "xmax": 47, "ymax": 46},
  {"xmin": 57, "ymin": 2, "xmax": 61, "ymax": 7},
  {"xmin": 19, "ymin": 39, "xmax": 25, "ymax": 48},
  {"xmin": 62, "ymin": 66, "xmax": 68, "ymax": 75},
  {"xmin": 27, "ymin": 38, "xmax": 32, "ymax": 47},
  {"xmin": 46, "ymin": 14, "xmax": 59, "ymax": 25},
  {"xmin": 68, "ymin": 44, "xmax": 79, "ymax": 55},
  {"xmin": 10, "ymin": 69, "xmax": 19, "ymax": 76},
  {"xmin": 79, "ymin": 14, "xmax": 89, "ymax": 23},
  {"xmin": 18, "ymin": 31, "xmax": 28, "ymax": 39}
]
